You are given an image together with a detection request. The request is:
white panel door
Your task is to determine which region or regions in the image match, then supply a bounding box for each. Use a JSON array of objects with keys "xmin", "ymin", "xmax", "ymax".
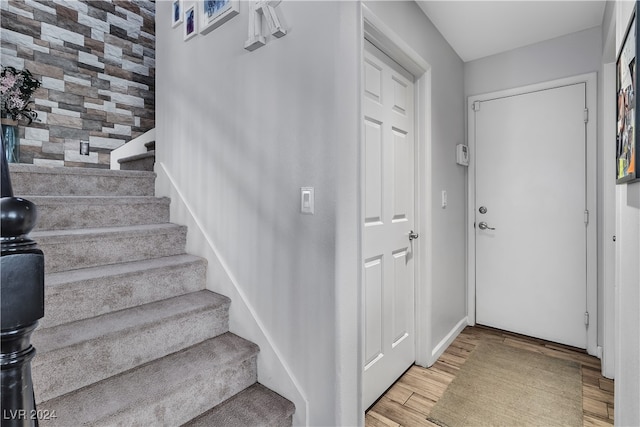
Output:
[
  {"xmin": 363, "ymin": 40, "xmax": 415, "ymax": 409},
  {"xmin": 475, "ymin": 83, "xmax": 587, "ymax": 349}
]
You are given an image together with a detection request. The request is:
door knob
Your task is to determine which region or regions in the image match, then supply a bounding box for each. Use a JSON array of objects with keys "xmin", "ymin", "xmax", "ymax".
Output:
[
  {"xmin": 409, "ymin": 230, "xmax": 419, "ymax": 241},
  {"xmin": 478, "ymin": 222, "xmax": 495, "ymax": 231}
]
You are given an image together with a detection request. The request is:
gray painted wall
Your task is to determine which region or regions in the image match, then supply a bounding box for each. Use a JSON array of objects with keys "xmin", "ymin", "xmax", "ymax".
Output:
[
  {"xmin": 156, "ymin": 1, "xmax": 466, "ymax": 424},
  {"xmin": 465, "ymin": 26, "xmax": 602, "ymax": 97},
  {"xmin": 613, "ymin": 2, "xmax": 640, "ymax": 425},
  {"xmin": 156, "ymin": 2, "xmax": 357, "ymax": 424},
  {"xmin": 363, "ymin": 0, "xmax": 467, "ymax": 362}
]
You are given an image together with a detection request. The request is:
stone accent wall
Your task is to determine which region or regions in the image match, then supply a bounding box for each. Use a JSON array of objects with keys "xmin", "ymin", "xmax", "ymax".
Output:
[{"xmin": 1, "ymin": 0, "xmax": 155, "ymax": 168}]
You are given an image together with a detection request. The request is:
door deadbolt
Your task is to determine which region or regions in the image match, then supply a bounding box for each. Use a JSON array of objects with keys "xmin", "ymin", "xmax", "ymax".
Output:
[
  {"xmin": 479, "ymin": 206, "xmax": 487, "ymax": 214},
  {"xmin": 409, "ymin": 230, "xmax": 419, "ymax": 241}
]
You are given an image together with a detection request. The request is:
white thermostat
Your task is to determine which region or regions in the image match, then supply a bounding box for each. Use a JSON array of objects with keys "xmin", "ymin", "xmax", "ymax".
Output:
[{"xmin": 456, "ymin": 144, "xmax": 469, "ymax": 166}]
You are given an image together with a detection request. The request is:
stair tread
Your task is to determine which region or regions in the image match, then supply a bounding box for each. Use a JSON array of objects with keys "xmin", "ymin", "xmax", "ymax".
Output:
[
  {"xmin": 33, "ymin": 290, "xmax": 229, "ymax": 353},
  {"xmin": 10, "ymin": 164, "xmax": 156, "ymax": 196},
  {"xmin": 39, "ymin": 333, "xmax": 259, "ymax": 426},
  {"xmin": 9, "ymin": 163, "xmax": 155, "ymax": 178},
  {"xmin": 35, "ymin": 223, "xmax": 187, "ymax": 274},
  {"xmin": 41, "ymin": 255, "xmax": 207, "ymax": 329},
  {"xmin": 26, "ymin": 195, "xmax": 169, "ymax": 205},
  {"xmin": 118, "ymin": 151, "xmax": 155, "ymax": 163},
  {"xmin": 45, "ymin": 254, "xmax": 204, "ymax": 287},
  {"xmin": 184, "ymin": 383, "xmax": 295, "ymax": 427},
  {"xmin": 32, "ymin": 222, "xmax": 183, "ymax": 239},
  {"xmin": 29, "ymin": 195, "xmax": 170, "ymax": 231},
  {"xmin": 11, "ymin": 165, "xmax": 292, "ymax": 425}
]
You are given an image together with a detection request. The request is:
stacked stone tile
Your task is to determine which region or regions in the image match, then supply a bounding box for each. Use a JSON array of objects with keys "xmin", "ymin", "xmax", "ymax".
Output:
[{"xmin": 0, "ymin": 0, "xmax": 155, "ymax": 168}]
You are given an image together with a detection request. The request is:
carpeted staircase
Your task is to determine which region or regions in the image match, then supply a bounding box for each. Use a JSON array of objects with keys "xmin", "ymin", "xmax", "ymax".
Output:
[
  {"xmin": 118, "ymin": 140, "xmax": 156, "ymax": 171},
  {"xmin": 9, "ymin": 164, "xmax": 295, "ymax": 426}
]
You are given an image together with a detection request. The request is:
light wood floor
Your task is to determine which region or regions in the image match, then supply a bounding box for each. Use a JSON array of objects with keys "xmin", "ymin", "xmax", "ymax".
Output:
[{"xmin": 366, "ymin": 325, "xmax": 614, "ymax": 427}]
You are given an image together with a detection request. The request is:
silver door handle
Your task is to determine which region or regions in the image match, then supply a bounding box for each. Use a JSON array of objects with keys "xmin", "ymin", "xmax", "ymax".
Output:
[
  {"xmin": 478, "ymin": 221, "xmax": 495, "ymax": 231},
  {"xmin": 409, "ymin": 230, "xmax": 419, "ymax": 241}
]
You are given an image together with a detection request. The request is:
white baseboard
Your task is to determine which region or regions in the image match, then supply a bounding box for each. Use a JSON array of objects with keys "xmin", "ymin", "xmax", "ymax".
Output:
[{"xmin": 430, "ymin": 317, "xmax": 469, "ymax": 365}]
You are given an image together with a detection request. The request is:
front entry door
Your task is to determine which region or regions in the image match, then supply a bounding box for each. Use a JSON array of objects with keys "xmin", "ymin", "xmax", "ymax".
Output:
[
  {"xmin": 362, "ymin": 40, "xmax": 416, "ymax": 408},
  {"xmin": 474, "ymin": 83, "xmax": 588, "ymax": 349}
]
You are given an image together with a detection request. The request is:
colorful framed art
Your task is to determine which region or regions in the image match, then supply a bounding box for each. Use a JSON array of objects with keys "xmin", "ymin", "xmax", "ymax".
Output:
[
  {"xmin": 200, "ymin": 0, "xmax": 239, "ymax": 35},
  {"xmin": 172, "ymin": 0, "xmax": 183, "ymax": 27},
  {"xmin": 184, "ymin": 4, "xmax": 197, "ymax": 41},
  {"xmin": 617, "ymin": 2, "xmax": 640, "ymax": 184}
]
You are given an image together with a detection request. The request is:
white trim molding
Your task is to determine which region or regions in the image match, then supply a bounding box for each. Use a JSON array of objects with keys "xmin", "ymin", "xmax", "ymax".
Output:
[
  {"xmin": 602, "ymin": 63, "xmax": 616, "ymax": 378},
  {"xmin": 430, "ymin": 317, "xmax": 469, "ymax": 366}
]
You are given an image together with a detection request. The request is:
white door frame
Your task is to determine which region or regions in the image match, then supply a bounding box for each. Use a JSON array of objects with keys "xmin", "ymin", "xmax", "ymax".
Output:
[
  {"xmin": 467, "ymin": 73, "xmax": 598, "ymax": 357},
  {"xmin": 602, "ymin": 63, "xmax": 616, "ymax": 377},
  {"xmin": 361, "ymin": 3, "xmax": 433, "ymax": 386}
]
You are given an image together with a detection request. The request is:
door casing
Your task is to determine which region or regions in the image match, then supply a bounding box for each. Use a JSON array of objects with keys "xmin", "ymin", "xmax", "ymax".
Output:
[
  {"xmin": 466, "ymin": 73, "xmax": 598, "ymax": 356},
  {"xmin": 360, "ymin": 4, "xmax": 434, "ymax": 411},
  {"xmin": 602, "ymin": 62, "xmax": 616, "ymax": 378}
]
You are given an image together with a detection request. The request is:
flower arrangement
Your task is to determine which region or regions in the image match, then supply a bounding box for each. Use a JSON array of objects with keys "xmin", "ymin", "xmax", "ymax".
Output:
[{"xmin": 1, "ymin": 66, "xmax": 41, "ymax": 124}]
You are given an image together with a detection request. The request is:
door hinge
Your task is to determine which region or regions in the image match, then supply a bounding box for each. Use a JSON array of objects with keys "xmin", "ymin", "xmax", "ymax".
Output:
[
  {"xmin": 584, "ymin": 210, "xmax": 589, "ymax": 225},
  {"xmin": 584, "ymin": 312, "xmax": 590, "ymax": 326},
  {"xmin": 473, "ymin": 101, "xmax": 481, "ymax": 112},
  {"xmin": 584, "ymin": 108, "xmax": 589, "ymax": 123}
]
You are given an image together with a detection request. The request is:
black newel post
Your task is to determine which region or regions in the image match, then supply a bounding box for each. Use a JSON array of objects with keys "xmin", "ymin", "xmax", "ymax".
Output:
[{"xmin": 1, "ymin": 136, "xmax": 44, "ymax": 427}]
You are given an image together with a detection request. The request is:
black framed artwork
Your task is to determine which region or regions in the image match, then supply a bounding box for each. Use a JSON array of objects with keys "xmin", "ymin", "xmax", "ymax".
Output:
[{"xmin": 617, "ymin": 2, "xmax": 640, "ymax": 184}]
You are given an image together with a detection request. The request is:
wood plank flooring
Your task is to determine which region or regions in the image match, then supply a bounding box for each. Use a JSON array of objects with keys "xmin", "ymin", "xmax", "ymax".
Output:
[{"xmin": 366, "ymin": 325, "xmax": 614, "ymax": 427}]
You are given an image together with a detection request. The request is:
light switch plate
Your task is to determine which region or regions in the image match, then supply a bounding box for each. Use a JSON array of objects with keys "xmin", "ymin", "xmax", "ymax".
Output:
[
  {"xmin": 456, "ymin": 144, "xmax": 469, "ymax": 166},
  {"xmin": 301, "ymin": 187, "xmax": 314, "ymax": 214}
]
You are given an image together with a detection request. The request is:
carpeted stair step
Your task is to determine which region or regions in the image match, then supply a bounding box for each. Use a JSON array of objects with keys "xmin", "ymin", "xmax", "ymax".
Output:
[
  {"xmin": 32, "ymin": 223, "xmax": 187, "ymax": 273},
  {"xmin": 40, "ymin": 255, "xmax": 207, "ymax": 329},
  {"xmin": 9, "ymin": 163, "xmax": 296, "ymax": 425},
  {"xmin": 38, "ymin": 333, "xmax": 259, "ymax": 427},
  {"xmin": 9, "ymin": 164, "xmax": 155, "ymax": 196},
  {"xmin": 145, "ymin": 140, "xmax": 155, "ymax": 151},
  {"xmin": 118, "ymin": 151, "xmax": 155, "ymax": 171},
  {"xmin": 183, "ymin": 383, "xmax": 295, "ymax": 427},
  {"xmin": 32, "ymin": 290, "xmax": 231, "ymax": 403},
  {"xmin": 28, "ymin": 196, "xmax": 170, "ymax": 231}
]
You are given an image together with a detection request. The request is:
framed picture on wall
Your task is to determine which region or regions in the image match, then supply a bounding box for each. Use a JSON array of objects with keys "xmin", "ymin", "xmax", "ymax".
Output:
[
  {"xmin": 184, "ymin": 4, "xmax": 197, "ymax": 41},
  {"xmin": 616, "ymin": 2, "xmax": 640, "ymax": 184},
  {"xmin": 200, "ymin": 0, "xmax": 239, "ymax": 35},
  {"xmin": 172, "ymin": 0, "xmax": 183, "ymax": 27}
]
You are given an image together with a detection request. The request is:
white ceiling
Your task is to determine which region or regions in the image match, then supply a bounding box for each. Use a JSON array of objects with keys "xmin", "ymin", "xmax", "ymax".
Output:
[{"xmin": 416, "ymin": 1, "xmax": 607, "ymax": 62}]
